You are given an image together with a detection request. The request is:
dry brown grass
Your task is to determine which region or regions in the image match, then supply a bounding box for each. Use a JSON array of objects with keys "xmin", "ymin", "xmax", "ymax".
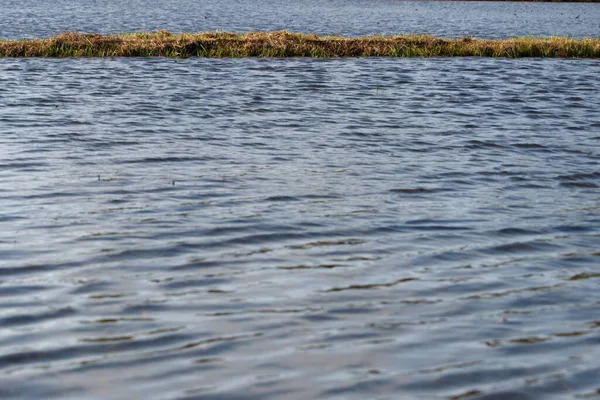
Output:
[{"xmin": 1, "ymin": 31, "xmax": 599, "ymax": 58}]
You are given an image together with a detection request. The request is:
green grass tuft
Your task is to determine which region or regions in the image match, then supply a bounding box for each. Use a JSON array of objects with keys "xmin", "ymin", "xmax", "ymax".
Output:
[{"xmin": 1, "ymin": 31, "xmax": 599, "ymax": 58}]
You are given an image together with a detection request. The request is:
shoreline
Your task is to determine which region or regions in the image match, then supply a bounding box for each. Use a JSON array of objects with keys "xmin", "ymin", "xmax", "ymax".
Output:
[{"xmin": 1, "ymin": 31, "xmax": 599, "ymax": 58}]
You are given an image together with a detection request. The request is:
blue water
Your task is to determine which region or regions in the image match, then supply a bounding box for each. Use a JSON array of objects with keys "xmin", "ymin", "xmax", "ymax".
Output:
[
  {"xmin": 1, "ymin": 2, "xmax": 600, "ymax": 400},
  {"xmin": 0, "ymin": 0, "xmax": 599, "ymax": 40}
]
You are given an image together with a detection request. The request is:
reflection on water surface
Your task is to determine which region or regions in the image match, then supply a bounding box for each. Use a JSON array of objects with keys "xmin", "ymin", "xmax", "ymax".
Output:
[{"xmin": 1, "ymin": 57, "xmax": 599, "ymax": 399}]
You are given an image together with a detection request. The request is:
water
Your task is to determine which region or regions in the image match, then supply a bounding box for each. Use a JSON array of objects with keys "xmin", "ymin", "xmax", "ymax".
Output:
[
  {"xmin": 1, "ymin": 56, "xmax": 600, "ymax": 399},
  {"xmin": 2, "ymin": 1, "xmax": 600, "ymax": 399},
  {"xmin": 0, "ymin": 0, "xmax": 599, "ymax": 40}
]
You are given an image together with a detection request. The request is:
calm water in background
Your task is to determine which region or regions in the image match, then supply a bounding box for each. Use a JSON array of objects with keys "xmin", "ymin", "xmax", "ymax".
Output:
[
  {"xmin": 1, "ymin": 1, "xmax": 600, "ymax": 400},
  {"xmin": 0, "ymin": 0, "xmax": 599, "ymax": 39}
]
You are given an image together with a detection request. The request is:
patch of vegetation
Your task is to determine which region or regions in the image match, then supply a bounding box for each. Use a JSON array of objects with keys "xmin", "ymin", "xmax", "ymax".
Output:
[{"xmin": 1, "ymin": 31, "xmax": 599, "ymax": 58}]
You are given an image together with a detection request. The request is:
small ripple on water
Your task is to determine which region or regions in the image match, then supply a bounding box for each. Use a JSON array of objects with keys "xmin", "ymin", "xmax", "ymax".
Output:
[{"xmin": 0, "ymin": 57, "xmax": 599, "ymax": 399}]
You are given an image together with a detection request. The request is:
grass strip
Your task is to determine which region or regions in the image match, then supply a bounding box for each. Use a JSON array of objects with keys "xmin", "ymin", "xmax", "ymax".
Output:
[{"xmin": 1, "ymin": 31, "xmax": 599, "ymax": 58}]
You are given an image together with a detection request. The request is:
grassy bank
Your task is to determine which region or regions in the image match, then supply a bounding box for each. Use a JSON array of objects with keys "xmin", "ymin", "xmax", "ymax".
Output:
[{"xmin": 1, "ymin": 31, "xmax": 599, "ymax": 58}]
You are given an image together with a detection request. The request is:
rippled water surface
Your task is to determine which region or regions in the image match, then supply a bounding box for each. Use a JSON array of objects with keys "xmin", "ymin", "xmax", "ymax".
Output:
[
  {"xmin": 1, "ymin": 57, "xmax": 600, "ymax": 399},
  {"xmin": 1, "ymin": 0, "xmax": 600, "ymax": 39}
]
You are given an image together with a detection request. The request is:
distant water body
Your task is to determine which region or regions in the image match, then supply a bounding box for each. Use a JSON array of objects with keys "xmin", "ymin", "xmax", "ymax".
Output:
[
  {"xmin": 0, "ymin": 0, "xmax": 599, "ymax": 39},
  {"xmin": 2, "ymin": 2, "xmax": 600, "ymax": 400}
]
